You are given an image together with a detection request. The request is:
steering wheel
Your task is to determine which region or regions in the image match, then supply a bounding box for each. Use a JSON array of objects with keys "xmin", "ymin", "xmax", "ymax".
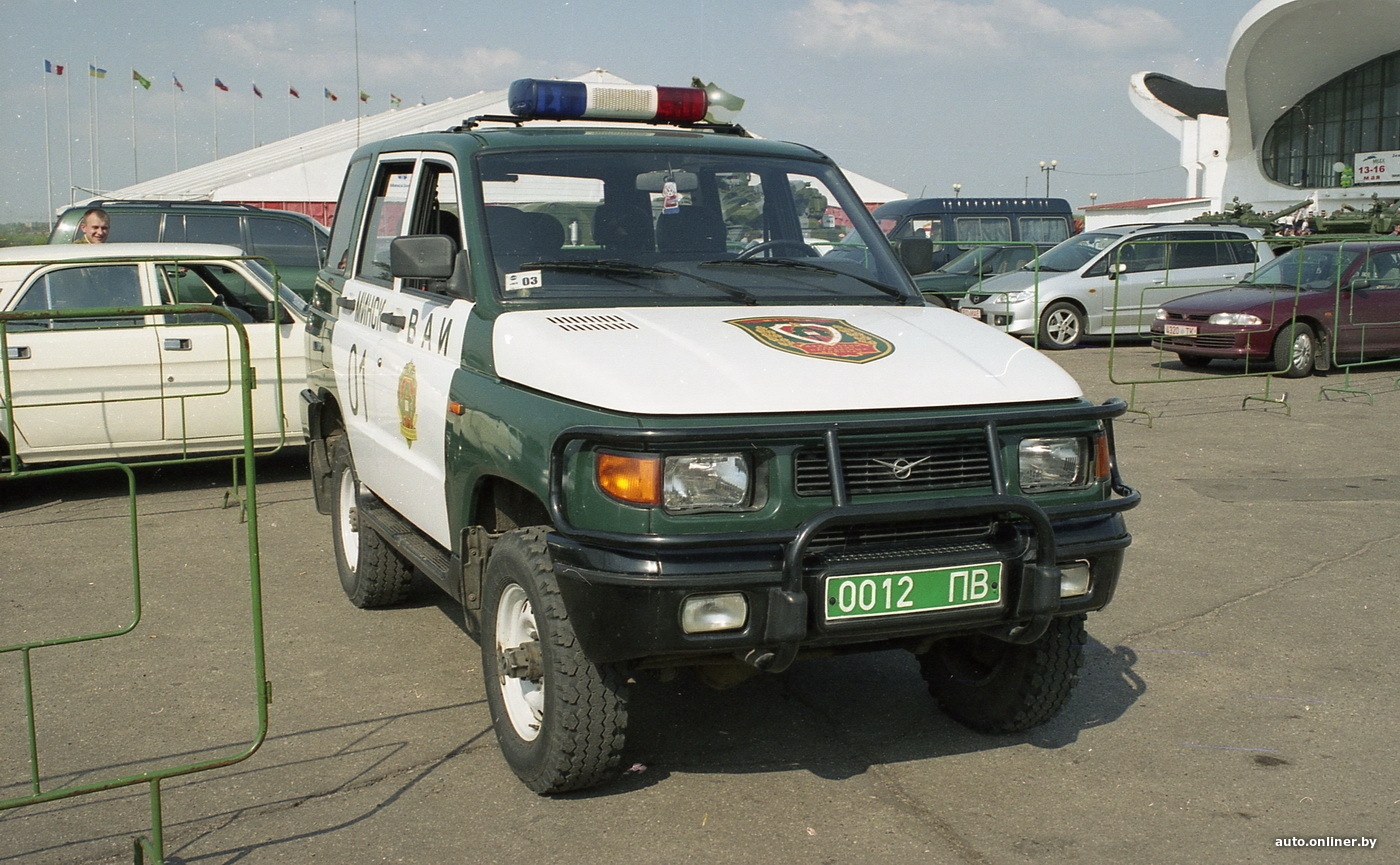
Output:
[{"xmin": 736, "ymin": 239, "xmax": 820, "ymax": 260}]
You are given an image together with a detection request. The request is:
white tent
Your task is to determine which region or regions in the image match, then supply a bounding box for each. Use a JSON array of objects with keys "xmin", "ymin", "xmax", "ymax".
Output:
[{"xmin": 90, "ymin": 69, "xmax": 904, "ymax": 222}]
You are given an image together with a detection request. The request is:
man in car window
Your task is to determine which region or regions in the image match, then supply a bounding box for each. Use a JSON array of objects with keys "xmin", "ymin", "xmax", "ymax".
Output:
[{"xmin": 74, "ymin": 208, "xmax": 110, "ymax": 243}]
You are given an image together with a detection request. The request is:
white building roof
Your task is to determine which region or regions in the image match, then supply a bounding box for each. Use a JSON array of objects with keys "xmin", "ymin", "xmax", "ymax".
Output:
[{"xmin": 90, "ymin": 70, "xmax": 904, "ymax": 215}]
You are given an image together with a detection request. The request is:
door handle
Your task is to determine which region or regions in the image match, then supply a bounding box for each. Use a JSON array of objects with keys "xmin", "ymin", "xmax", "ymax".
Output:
[
  {"xmin": 380, "ymin": 312, "xmax": 406, "ymax": 329},
  {"xmin": 337, "ymin": 295, "xmax": 357, "ymax": 311},
  {"xmin": 163, "ymin": 338, "xmax": 193, "ymax": 351},
  {"xmin": 6, "ymin": 346, "xmax": 30, "ymax": 360}
]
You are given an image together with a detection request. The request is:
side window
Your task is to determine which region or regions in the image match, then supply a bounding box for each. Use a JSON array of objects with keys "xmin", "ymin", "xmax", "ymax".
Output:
[
  {"xmin": 1220, "ymin": 231, "xmax": 1260, "ymax": 264},
  {"xmin": 403, "ymin": 160, "xmax": 462, "ymax": 294},
  {"xmin": 107, "ymin": 212, "xmax": 161, "ymax": 243},
  {"xmin": 356, "ymin": 160, "xmax": 417, "ymax": 286},
  {"xmin": 12, "ymin": 265, "xmax": 145, "ymax": 329},
  {"xmin": 326, "ymin": 157, "xmax": 372, "ymax": 275},
  {"xmin": 1358, "ymin": 250, "xmax": 1400, "ymax": 286},
  {"xmin": 892, "ymin": 218, "xmax": 939, "ymax": 242},
  {"xmin": 184, "ymin": 214, "xmax": 243, "ymax": 248},
  {"xmin": 1165, "ymin": 232, "xmax": 1227, "ymax": 271},
  {"xmin": 953, "ymin": 216, "xmax": 1011, "ymax": 247},
  {"xmin": 1112, "ymin": 235, "xmax": 1169, "ymax": 274},
  {"xmin": 1019, "ymin": 216, "xmax": 1070, "ymax": 244},
  {"xmin": 249, "ymin": 217, "xmax": 319, "ymax": 268}
]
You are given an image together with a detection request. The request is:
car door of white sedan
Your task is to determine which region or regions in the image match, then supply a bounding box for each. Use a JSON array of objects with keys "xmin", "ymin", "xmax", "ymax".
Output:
[
  {"xmin": 153, "ymin": 262, "xmax": 306, "ymax": 448},
  {"xmin": 2, "ymin": 262, "xmax": 164, "ymax": 460}
]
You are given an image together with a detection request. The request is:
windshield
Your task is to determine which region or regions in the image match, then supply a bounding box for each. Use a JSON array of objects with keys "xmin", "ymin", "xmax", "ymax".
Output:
[
  {"xmin": 1033, "ymin": 231, "xmax": 1124, "ymax": 273},
  {"xmin": 475, "ymin": 149, "xmax": 916, "ymax": 305},
  {"xmin": 1245, "ymin": 246, "xmax": 1362, "ymax": 290}
]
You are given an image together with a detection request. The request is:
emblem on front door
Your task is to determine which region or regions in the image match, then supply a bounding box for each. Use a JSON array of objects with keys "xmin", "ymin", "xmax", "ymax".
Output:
[
  {"xmin": 397, "ymin": 362, "xmax": 418, "ymax": 447},
  {"xmin": 726, "ymin": 317, "xmax": 894, "ymax": 363}
]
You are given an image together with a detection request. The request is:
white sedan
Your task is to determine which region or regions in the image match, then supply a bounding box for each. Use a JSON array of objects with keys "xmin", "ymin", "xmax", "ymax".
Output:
[{"xmin": 1, "ymin": 243, "xmax": 308, "ymax": 467}]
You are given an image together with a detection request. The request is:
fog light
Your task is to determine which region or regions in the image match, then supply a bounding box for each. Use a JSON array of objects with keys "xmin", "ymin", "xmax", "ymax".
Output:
[
  {"xmin": 1060, "ymin": 562, "xmax": 1091, "ymax": 598},
  {"xmin": 681, "ymin": 593, "xmax": 748, "ymax": 634}
]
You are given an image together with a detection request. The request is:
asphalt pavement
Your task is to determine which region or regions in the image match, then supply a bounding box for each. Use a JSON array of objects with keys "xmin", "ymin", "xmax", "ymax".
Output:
[{"xmin": 1, "ymin": 343, "xmax": 1396, "ymax": 864}]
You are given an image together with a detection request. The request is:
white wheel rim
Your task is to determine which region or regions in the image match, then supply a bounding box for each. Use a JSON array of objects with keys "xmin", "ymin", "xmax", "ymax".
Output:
[
  {"xmin": 336, "ymin": 467, "xmax": 359, "ymax": 572},
  {"xmin": 496, "ymin": 583, "xmax": 545, "ymax": 741}
]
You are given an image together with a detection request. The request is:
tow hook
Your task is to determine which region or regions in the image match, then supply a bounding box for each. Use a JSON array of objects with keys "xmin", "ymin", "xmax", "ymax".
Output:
[{"xmin": 499, "ymin": 641, "xmax": 543, "ymax": 681}]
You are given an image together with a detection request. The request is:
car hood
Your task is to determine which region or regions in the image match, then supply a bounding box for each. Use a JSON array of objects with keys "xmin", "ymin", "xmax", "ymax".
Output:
[
  {"xmin": 964, "ymin": 269, "xmax": 1061, "ymax": 299},
  {"xmin": 1161, "ymin": 284, "xmax": 1318, "ymax": 315},
  {"xmin": 491, "ymin": 304, "xmax": 1082, "ymax": 415}
]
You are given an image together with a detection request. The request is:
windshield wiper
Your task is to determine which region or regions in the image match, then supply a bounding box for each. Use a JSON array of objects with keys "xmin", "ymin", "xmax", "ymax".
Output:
[
  {"xmin": 521, "ymin": 259, "xmax": 758, "ymax": 304},
  {"xmin": 699, "ymin": 258, "xmax": 911, "ymax": 304}
]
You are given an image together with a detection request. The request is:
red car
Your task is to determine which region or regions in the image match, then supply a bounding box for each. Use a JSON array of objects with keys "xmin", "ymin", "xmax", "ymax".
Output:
[{"xmin": 1151, "ymin": 241, "xmax": 1400, "ymax": 377}]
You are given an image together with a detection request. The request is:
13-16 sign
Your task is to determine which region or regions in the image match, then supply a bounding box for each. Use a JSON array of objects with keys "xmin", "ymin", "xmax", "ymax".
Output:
[{"xmin": 1354, "ymin": 151, "xmax": 1400, "ymax": 184}]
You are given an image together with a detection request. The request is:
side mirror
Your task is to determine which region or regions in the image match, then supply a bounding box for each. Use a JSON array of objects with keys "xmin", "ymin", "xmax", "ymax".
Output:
[
  {"xmin": 896, "ymin": 237, "xmax": 934, "ymax": 275},
  {"xmin": 390, "ymin": 235, "xmax": 474, "ymax": 301},
  {"xmin": 391, "ymin": 235, "xmax": 456, "ymax": 279},
  {"xmin": 1109, "ymin": 262, "xmax": 1129, "ymax": 278}
]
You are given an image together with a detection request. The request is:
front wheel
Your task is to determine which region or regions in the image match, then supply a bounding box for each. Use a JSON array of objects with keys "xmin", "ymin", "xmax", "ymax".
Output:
[
  {"xmin": 920, "ymin": 613, "xmax": 1086, "ymax": 733},
  {"xmin": 328, "ymin": 432, "xmax": 413, "ymax": 608},
  {"xmin": 481, "ymin": 527, "xmax": 629, "ymax": 794},
  {"xmin": 1272, "ymin": 322, "xmax": 1316, "ymax": 378},
  {"xmin": 1037, "ymin": 302, "xmax": 1085, "ymax": 350}
]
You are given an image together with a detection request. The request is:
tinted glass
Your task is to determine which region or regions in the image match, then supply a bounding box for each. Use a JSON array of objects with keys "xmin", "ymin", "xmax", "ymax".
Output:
[
  {"xmin": 184, "ymin": 214, "xmax": 242, "ymax": 247},
  {"xmin": 249, "ymin": 217, "xmax": 319, "ymax": 267},
  {"xmin": 107, "ymin": 212, "xmax": 161, "ymax": 243}
]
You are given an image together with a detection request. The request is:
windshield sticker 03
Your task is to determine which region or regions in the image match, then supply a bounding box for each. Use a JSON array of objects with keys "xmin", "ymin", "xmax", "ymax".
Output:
[{"xmin": 727, "ymin": 317, "xmax": 894, "ymax": 363}]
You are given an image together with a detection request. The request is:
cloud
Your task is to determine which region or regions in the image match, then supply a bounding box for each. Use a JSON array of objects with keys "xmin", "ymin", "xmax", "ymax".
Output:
[{"xmin": 792, "ymin": 0, "xmax": 1180, "ymax": 57}]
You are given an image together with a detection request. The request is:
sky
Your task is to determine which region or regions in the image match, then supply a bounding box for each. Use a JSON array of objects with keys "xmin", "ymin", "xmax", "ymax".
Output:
[{"xmin": 1, "ymin": 0, "xmax": 1261, "ymax": 223}]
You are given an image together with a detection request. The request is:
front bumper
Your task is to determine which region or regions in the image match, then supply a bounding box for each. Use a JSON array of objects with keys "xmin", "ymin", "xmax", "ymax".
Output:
[
  {"xmin": 1150, "ymin": 323, "xmax": 1274, "ymax": 360},
  {"xmin": 545, "ymin": 400, "xmax": 1139, "ymax": 670}
]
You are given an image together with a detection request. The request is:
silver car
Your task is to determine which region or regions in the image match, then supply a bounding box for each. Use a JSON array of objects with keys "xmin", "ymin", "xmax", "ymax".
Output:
[{"xmin": 958, "ymin": 223, "xmax": 1273, "ymax": 349}]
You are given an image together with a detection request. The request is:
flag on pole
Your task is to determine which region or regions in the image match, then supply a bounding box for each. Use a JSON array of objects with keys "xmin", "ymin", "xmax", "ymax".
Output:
[
  {"xmin": 289, "ymin": 85, "xmax": 300, "ymax": 98},
  {"xmin": 390, "ymin": 93, "xmax": 402, "ymax": 108},
  {"xmin": 132, "ymin": 69, "xmax": 152, "ymax": 90},
  {"xmin": 359, "ymin": 90, "xmax": 370, "ymax": 103},
  {"xmin": 44, "ymin": 60, "xmax": 65, "ymax": 75},
  {"xmin": 214, "ymin": 77, "xmax": 229, "ymax": 92},
  {"xmin": 324, "ymin": 88, "xmax": 338, "ymax": 101},
  {"xmin": 172, "ymin": 73, "xmax": 185, "ymax": 91},
  {"xmin": 89, "ymin": 65, "xmax": 107, "ymax": 78},
  {"xmin": 253, "ymin": 83, "xmax": 264, "ymax": 98}
]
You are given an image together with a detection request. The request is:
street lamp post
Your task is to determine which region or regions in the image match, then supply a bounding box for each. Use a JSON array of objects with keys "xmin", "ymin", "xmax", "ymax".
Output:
[
  {"xmin": 1039, "ymin": 160, "xmax": 1057, "ymax": 198},
  {"xmin": 1089, "ymin": 192, "xmax": 1098, "ymax": 206},
  {"xmin": 952, "ymin": 183, "xmax": 961, "ymax": 198}
]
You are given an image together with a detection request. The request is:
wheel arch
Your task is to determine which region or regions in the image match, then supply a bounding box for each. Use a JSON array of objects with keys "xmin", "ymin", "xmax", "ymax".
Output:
[
  {"xmin": 471, "ymin": 474, "xmax": 552, "ymax": 534},
  {"xmin": 304, "ymin": 387, "xmax": 345, "ymax": 515}
]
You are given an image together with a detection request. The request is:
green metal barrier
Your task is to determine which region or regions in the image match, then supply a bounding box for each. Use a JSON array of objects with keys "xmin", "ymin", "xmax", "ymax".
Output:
[{"xmin": 1, "ymin": 299, "xmax": 271, "ymax": 864}]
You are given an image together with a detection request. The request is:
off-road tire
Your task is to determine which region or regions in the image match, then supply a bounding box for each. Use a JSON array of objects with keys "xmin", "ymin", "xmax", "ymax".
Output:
[
  {"xmin": 1272, "ymin": 321, "xmax": 1316, "ymax": 378},
  {"xmin": 920, "ymin": 613, "xmax": 1086, "ymax": 733},
  {"xmin": 1038, "ymin": 301, "xmax": 1085, "ymax": 350},
  {"xmin": 328, "ymin": 431, "xmax": 413, "ymax": 608},
  {"xmin": 481, "ymin": 527, "xmax": 628, "ymax": 794}
]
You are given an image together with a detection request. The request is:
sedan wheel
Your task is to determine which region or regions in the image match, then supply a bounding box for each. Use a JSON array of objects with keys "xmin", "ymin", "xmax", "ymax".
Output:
[{"xmin": 1272, "ymin": 322, "xmax": 1316, "ymax": 378}]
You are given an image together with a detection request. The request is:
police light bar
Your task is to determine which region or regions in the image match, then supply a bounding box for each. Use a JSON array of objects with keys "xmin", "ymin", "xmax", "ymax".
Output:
[{"xmin": 507, "ymin": 78, "xmax": 708, "ymax": 124}]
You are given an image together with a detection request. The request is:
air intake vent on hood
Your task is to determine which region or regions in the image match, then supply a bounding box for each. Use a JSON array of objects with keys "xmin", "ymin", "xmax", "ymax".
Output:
[{"xmin": 547, "ymin": 314, "xmax": 640, "ymax": 332}]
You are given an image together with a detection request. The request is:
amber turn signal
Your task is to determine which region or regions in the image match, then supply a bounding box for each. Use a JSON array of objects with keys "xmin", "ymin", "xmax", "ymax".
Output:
[{"xmin": 597, "ymin": 453, "xmax": 662, "ymax": 505}]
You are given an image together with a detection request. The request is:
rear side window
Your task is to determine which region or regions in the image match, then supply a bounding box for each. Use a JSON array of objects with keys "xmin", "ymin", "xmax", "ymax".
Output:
[
  {"xmin": 178, "ymin": 214, "xmax": 243, "ymax": 247},
  {"xmin": 953, "ymin": 216, "xmax": 1011, "ymax": 246},
  {"xmin": 248, "ymin": 217, "xmax": 319, "ymax": 267},
  {"xmin": 1019, "ymin": 216, "xmax": 1070, "ymax": 244},
  {"xmin": 106, "ymin": 212, "xmax": 161, "ymax": 243},
  {"xmin": 1165, "ymin": 231, "xmax": 1243, "ymax": 270},
  {"xmin": 1221, "ymin": 230, "xmax": 1260, "ymax": 264}
]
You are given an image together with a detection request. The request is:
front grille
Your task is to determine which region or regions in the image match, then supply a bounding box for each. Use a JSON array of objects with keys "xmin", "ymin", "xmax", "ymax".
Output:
[
  {"xmin": 1156, "ymin": 333, "xmax": 1238, "ymax": 349},
  {"xmin": 806, "ymin": 517, "xmax": 999, "ymax": 562},
  {"xmin": 794, "ymin": 438, "xmax": 993, "ymax": 497}
]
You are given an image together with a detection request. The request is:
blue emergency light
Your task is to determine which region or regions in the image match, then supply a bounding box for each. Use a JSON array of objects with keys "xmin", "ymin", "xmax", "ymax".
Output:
[{"xmin": 507, "ymin": 78, "xmax": 709, "ymax": 124}]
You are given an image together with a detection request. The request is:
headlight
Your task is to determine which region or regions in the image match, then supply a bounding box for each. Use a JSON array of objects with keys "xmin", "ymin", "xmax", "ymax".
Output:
[
  {"xmin": 596, "ymin": 451, "xmax": 753, "ymax": 512},
  {"xmin": 1019, "ymin": 436, "xmax": 1091, "ymax": 493},
  {"xmin": 1208, "ymin": 312, "xmax": 1263, "ymax": 326},
  {"xmin": 1002, "ymin": 289, "xmax": 1035, "ymax": 303},
  {"xmin": 1155, "ymin": 307, "xmax": 1168, "ymax": 320},
  {"xmin": 664, "ymin": 454, "xmax": 750, "ymax": 512}
]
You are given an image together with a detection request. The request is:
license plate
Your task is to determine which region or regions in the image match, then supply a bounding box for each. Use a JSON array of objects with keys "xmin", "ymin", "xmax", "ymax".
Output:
[
  {"xmin": 1163, "ymin": 323, "xmax": 1197, "ymax": 336},
  {"xmin": 960, "ymin": 307, "xmax": 983, "ymax": 320},
  {"xmin": 824, "ymin": 562, "xmax": 1002, "ymax": 621}
]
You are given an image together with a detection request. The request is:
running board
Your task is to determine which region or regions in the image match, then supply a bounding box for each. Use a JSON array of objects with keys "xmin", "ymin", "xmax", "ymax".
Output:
[{"xmin": 357, "ymin": 494, "xmax": 462, "ymax": 603}]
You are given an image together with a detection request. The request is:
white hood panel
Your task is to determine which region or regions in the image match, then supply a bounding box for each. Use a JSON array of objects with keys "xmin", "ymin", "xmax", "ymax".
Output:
[{"xmin": 492, "ymin": 305, "xmax": 1082, "ymax": 415}]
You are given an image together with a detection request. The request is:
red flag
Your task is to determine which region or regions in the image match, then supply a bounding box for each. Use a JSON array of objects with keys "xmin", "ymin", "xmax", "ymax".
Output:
[
  {"xmin": 253, "ymin": 83, "xmax": 263, "ymax": 98},
  {"xmin": 289, "ymin": 85, "xmax": 300, "ymax": 98},
  {"xmin": 214, "ymin": 77, "xmax": 229, "ymax": 92},
  {"xmin": 172, "ymin": 73, "xmax": 184, "ymax": 91}
]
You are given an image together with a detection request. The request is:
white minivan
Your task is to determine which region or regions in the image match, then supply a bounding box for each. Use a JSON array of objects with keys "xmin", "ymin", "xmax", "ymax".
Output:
[{"xmin": 958, "ymin": 223, "xmax": 1273, "ymax": 349}]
